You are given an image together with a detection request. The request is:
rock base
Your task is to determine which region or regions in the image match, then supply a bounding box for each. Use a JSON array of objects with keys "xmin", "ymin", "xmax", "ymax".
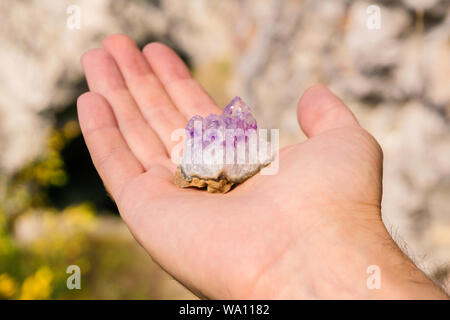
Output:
[{"xmin": 174, "ymin": 167, "xmax": 235, "ymax": 193}]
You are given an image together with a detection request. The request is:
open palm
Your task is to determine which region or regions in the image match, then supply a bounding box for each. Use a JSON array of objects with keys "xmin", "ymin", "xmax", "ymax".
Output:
[{"xmin": 78, "ymin": 35, "xmax": 444, "ymax": 299}]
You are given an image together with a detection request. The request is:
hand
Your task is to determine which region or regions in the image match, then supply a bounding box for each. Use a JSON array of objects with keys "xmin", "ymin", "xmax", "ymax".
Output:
[{"xmin": 78, "ymin": 35, "xmax": 447, "ymax": 299}]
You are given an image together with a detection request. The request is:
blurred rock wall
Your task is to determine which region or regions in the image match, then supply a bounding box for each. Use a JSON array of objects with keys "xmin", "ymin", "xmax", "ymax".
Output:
[{"xmin": 0, "ymin": 0, "xmax": 449, "ymax": 288}]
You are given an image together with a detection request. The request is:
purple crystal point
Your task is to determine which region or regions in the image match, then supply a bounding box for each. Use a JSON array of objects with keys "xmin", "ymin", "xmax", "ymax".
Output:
[
  {"xmin": 204, "ymin": 114, "xmax": 223, "ymax": 130},
  {"xmin": 222, "ymin": 96, "xmax": 257, "ymax": 131},
  {"xmin": 186, "ymin": 115, "xmax": 203, "ymax": 138},
  {"xmin": 223, "ymin": 96, "xmax": 250, "ymax": 116},
  {"xmin": 203, "ymin": 114, "xmax": 224, "ymax": 148}
]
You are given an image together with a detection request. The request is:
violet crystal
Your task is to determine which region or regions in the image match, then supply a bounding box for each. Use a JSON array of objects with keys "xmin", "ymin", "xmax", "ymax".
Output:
[{"xmin": 175, "ymin": 97, "xmax": 273, "ymax": 193}]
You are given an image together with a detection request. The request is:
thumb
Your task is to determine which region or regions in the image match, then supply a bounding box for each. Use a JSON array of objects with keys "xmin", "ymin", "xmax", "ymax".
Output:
[{"xmin": 297, "ymin": 85, "xmax": 359, "ymax": 138}]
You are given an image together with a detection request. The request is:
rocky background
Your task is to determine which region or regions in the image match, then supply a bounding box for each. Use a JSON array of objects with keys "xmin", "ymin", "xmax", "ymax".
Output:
[{"xmin": 0, "ymin": 0, "xmax": 449, "ymax": 298}]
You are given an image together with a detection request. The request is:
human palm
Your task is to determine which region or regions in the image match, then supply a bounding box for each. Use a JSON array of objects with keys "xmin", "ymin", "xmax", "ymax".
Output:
[{"xmin": 78, "ymin": 35, "xmax": 445, "ymax": 299}]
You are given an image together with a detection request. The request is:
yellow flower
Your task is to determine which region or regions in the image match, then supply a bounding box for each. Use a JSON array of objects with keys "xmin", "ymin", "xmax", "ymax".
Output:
[
  {"xmin": 0, "ymin": 273, "xmax": 17, "ymax": 299},
  {"xmin": 62, "ymin": 120, "xmax": 80, "ymax": 140},
  {"xmin": 19, "ymin": 267, "xmax": 53, "ymax": 300},
  {"xmin": 47, "ymin": 130, "xmax": 65, "ymax": 151}
]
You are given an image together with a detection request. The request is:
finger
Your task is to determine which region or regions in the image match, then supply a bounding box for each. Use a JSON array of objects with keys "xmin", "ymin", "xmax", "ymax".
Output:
[
  {"xmin": 77, "ymin": 92, "xmax": 144, "ymax": 200},
  {"xmin": 297, "ymin": 85, "xmax": 360, "ymax": 137},
  {"xmin": 81, "ymin": 48, "xmax": 168, "ymax": 170},
  {"xmin": 102, "ymin": 35, "xmax": 186, "ymax": 152},
  {"xmin": 142, "ymin": 42, "xmax": 222, "ymax": 118}
]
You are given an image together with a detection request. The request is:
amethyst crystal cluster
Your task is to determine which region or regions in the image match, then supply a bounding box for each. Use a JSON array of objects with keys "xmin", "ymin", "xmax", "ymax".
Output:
[
  {"xmin": 174, "ymin": 97, "xmax": 272, "ymax": 193},
  {"xmin": 186, "ymin": 97, "xmax": 257, "ymax": 141}
]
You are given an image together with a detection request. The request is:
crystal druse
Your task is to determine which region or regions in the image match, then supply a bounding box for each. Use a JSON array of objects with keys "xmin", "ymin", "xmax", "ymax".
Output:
[{"xmin": 175, "ymin": 97, "xmax": 273, "ymax": 193}]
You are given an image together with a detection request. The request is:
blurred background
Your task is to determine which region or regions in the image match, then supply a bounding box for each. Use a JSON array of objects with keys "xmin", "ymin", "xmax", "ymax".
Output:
[{"xmin": 0, "ymin": 0, "xmax": 449, "ymax": 299}]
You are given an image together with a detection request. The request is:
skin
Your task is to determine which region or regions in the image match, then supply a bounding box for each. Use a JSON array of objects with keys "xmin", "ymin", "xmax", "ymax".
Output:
[{"xmin": 77, "ymin": 34, "xmax": 448, "ymax": 299}]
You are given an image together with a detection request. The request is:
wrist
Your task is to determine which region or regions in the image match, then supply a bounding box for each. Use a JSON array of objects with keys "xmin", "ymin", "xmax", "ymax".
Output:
[
  {"xmin": 254, "ymin": 207, "xmax": 448, "ymax": 299},
  {"xmin": 361, "ymin": 237, "xmax": 448, "ymax": 299},
  {"xmin": 307, "ymin": 220, "xmax": 448, "ymax": 299}
]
